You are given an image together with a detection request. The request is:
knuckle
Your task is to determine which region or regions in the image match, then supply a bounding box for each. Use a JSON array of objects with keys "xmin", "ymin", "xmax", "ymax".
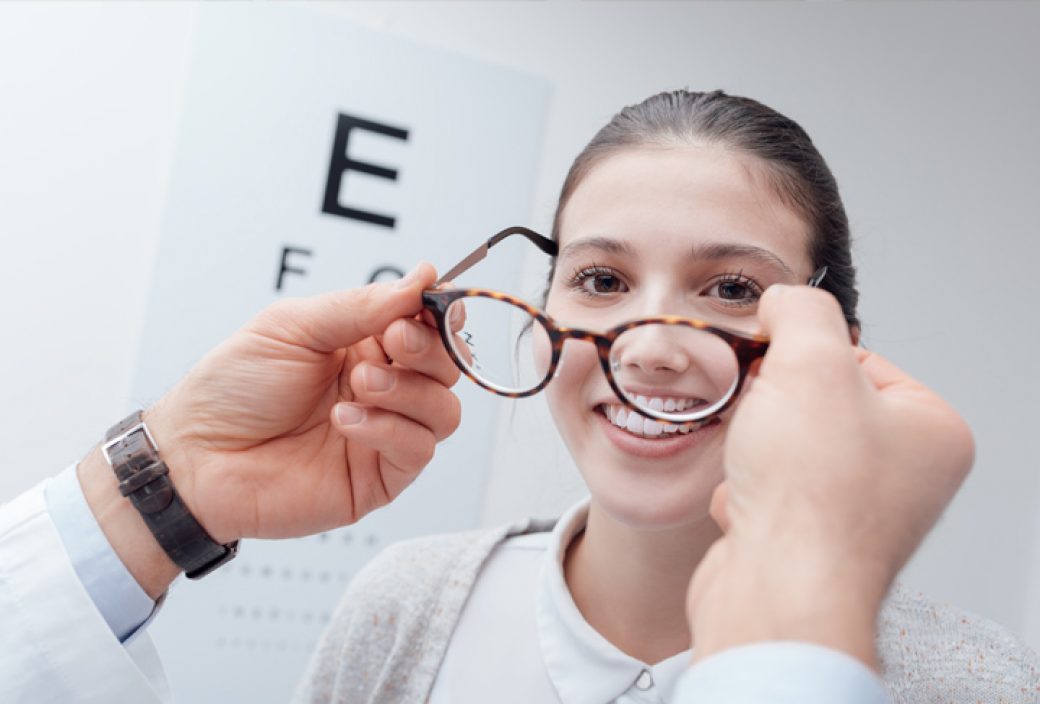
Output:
[
  {"xmin": 255, "ymin": 298, "xmax": 297, "ymax": 332},
  {"xmin": 417, "ymin": 436, "xmax": 436, "ymax": 467},
  {"xmin": 804, "ymin": 287, "xmax": 844, "ymax": 317},
  {"xmin": 443, "ymin": 357, "xmax": 463, "ymax": 386},
  {"xmin": 438, "ymin": 394, "xmax": 463, "ymax": 439},
  {"xmin": 334, "ymin": 284, "xmax": 383, "ymax": 332},
  {"xmin": 395, "ymin": 419, "xmax": 434, "ymax": 466},
  {"xmin": 252, "ymin": 298, "xmax": 322, "ymax": 346},
  {"xmin": 350, "ymin": 282, "xmax": 382, "ymax": 311},
  {"xmin": 768, "ymin": 336, "xmax": 853, "ymax": 382}
]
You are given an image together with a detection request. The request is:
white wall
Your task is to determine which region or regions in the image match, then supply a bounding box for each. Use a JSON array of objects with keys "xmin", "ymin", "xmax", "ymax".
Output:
[{"xmin": 2, "ymin": 0, "xmax": 1039, "ymax": 659}]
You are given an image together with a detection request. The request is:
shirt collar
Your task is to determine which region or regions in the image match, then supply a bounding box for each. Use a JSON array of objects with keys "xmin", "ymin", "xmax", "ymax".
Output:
[{"xmin": 536, "ymin": 498, "xmax": 693, "ymax": 704}]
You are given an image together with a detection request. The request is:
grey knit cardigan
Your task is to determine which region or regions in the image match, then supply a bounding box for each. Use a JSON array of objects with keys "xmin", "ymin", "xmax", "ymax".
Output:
[{"xmin": 294, "ymin": 518, "xmax": 1040, "ymax": 704}]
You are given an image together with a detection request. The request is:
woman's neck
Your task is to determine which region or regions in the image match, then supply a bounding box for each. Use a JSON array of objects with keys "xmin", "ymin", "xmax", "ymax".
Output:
[{"xmin": 562, "ymin": 500, "xmax": 722, "ymax": 664}]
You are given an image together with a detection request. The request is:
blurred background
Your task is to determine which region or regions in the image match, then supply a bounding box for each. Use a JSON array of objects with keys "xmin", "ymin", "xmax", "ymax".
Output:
[{"xmin": 1, "ymin": 1, "xmax": 1038, "ymax": 701}]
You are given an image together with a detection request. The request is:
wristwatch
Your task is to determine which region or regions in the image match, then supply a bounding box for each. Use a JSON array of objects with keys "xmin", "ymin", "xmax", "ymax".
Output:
[{"xmin": 102, "ymin": 410, "xmax": 238, "ymax": 579}]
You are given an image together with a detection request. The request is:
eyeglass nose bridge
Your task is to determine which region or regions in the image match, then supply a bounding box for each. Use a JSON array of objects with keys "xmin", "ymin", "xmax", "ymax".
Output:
[{"xmin": 546, "ymin": 326, "xmax": 610, "ymax": 379}]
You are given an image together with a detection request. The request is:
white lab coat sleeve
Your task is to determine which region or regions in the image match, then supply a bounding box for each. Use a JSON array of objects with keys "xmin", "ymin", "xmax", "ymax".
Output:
[
  {"xmin": 44, "ymin": 464, "xmax": 158, "ymax": 643},
  {"xmin": 672, "ymin": 642, "xmax": 892, "ymax": 704},
  {"xmin": 0, "ymin": 479, "xmax": 171, "ymax": 704}
]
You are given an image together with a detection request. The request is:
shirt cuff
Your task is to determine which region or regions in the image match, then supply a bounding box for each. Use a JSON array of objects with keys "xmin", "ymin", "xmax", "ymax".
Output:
[
  {"xmin": 44, "ymin": 464, "xmax": 158, "ymax": 643},
  {"xmin": 675, "ymin": 642, "xmax": 891, "ymax": 704}
]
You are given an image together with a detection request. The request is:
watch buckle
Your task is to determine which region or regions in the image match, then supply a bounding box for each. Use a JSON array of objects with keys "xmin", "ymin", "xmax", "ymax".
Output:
[{"xmin": 102, "ymin": 421, "xmax": 159, "ymax": 464}]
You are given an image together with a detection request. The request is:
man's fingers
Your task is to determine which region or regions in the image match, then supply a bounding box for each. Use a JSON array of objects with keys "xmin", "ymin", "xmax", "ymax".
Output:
[
  {"xmin": 756, "ymin": 285, "xmax": 858, "ymax": 381},
  {"xmin": 381, "ymin": 318, "xmax": 462, "ymax": 388},
  {"xmin": 250, "ymin": 262, "xmax": 438, "ymax": 353},
  {"xmin": 709, "ymin": 482, "xmax": 731, "ymax": 533},
  {"xmin": 758, "ymin": 284, "xmax": 853, "ymax": 349},
  {"xmin": 855, "ymin": 347, "xmax": 921, "ymax": 394},
  {"xmin": 332, "ymin": 404, "xmax": 437, "ymax": 500},
  {"xmin": 348, "ymin": 362, "xmax": 462, "ymax": 441},
  {"xmin": 448, "ymin": 298, "xmax": 467, "ymax": 333}
]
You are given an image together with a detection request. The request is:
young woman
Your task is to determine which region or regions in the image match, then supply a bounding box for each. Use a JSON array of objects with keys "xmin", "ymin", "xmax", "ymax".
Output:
[{"xmin": 295, "ymin": 90, "xmax": 1038, "ymax": 703}]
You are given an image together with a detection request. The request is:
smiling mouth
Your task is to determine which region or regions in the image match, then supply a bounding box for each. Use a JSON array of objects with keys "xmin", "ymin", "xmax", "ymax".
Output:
[{"xmin": 596, "ymin": 400, "xmax": 708, "ymax": 439}]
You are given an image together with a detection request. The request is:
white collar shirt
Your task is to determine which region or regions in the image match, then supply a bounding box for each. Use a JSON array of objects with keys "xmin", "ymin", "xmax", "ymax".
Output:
[{"xmin": 429, "ymin": 498, "xmax": 691, "ymax": 704}]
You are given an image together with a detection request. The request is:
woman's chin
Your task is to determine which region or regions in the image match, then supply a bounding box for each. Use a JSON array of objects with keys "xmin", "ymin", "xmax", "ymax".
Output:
[
  {"xmin": 590, "ymin": 487, "xmax": 718, "ymax": 532},
  {"xmin": 580, "ymin": 451, "xmax": 724, "ymax": 532},
  {"xmin": 552, "ymin": 398, "xmax": 728, "ymax": 530}
]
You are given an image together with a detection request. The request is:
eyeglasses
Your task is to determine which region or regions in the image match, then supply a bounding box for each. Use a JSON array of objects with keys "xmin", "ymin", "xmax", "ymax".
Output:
[{"xmin": 422, "ymin": 226, "xmax": 827, "ymax": 426}]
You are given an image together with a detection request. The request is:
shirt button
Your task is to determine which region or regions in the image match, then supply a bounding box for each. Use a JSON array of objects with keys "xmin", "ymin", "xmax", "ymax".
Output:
[{"xmin": 635, "ymin": 669, "xmax": 653, "ymax": 691}]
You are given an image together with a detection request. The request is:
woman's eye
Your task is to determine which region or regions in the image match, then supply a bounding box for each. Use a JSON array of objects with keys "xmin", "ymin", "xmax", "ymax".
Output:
[
  {"xmin": 706, "ymin": 275, "xmax": 763, "ymax": 305},
  {"xmin": 568, "ymin": 267, "xmax": 628, "ymax": 296},
  {"xmin": 587, "ymin": 273, "xmax": 624, "ymax": 294},
  {"xmin": 718, "ymin": 281, "xmax": 751, "ymax": 300}
]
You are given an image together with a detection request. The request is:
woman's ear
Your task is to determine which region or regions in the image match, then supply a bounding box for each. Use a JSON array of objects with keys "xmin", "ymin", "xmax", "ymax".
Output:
[{"xmin": 849, "ymin": 325, "xmax": 861, "ymax": 346}]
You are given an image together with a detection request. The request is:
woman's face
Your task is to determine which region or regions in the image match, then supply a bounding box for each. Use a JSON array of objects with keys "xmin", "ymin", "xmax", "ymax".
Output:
[{"xmin": 544, "ymin": 145, "xmax": 814, "ymax": 530}]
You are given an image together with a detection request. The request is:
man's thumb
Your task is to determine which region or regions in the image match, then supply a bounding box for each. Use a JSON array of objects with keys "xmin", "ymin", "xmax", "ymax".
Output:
[{"xmin": 250, "ymin": 262, "xmax": 438, "ymax": 352}]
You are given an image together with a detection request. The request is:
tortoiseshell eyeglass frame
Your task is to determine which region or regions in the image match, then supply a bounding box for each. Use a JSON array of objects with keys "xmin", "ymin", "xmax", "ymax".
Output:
[{"xmin": 421, "ymin": 226, "xmax": 828, "ymax": 426}]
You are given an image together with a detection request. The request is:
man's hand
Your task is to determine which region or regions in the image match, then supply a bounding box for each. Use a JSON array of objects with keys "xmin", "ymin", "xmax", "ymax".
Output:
[
  {"xmin": 80, "ymin": 262, "xmax": 461, "ymax": 596},
  {"xmin": 687, "ymin": 285, "xmax": 974, "ymax": 668}
]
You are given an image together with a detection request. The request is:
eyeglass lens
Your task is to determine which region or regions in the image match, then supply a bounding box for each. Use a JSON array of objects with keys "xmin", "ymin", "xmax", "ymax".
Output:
[
  {"xmin": 444, "ymin": 295, "xmax": 550, "ymax": 395},
  {"xmin": 608, "ymin": 324, "xmax": 739, "ymax": 423}
]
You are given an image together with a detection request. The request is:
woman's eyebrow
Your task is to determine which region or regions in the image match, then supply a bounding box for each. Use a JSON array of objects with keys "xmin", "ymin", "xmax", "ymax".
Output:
[
  {"xmin": 688, "ymin": 242, "xmax": 794, "ymax": 277},
  {"xmin": 558, "ymin": 237, "xmax": 636, "ymax": 260},
  {"xmin": 558, "ymin": 237, "xmax": 794, "ymax": 277}
]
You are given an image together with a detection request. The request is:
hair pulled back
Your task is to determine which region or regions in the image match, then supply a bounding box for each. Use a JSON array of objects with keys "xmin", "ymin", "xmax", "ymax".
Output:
[{"xmin": 548, "ymin": 89, "xmax": 859, "ymax": 328}]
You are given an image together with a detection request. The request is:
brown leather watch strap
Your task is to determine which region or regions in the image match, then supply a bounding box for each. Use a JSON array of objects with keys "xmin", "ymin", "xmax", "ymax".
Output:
[{"xmin": 103, "ymin": 411, "xmax": 238, "ymax": 579}]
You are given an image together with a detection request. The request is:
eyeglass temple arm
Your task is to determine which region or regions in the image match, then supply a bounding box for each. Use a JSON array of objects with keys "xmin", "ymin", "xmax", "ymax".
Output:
[
  {"xmin": 436, "ymin": 232, "xmax": 823, "ymax": 288},
  {"xmin": 435, "ymin": 226, "xmax": 558, "ymax": 285},
  {"xmin": 807, "ymin": 266, "xmax": 828, "ymax": 288}
]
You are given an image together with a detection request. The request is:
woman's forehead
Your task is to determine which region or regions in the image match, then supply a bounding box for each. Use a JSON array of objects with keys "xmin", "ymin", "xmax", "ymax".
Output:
[{"xmin": 558, "ymin": 146, "xmax": 813, "ymax": 277}]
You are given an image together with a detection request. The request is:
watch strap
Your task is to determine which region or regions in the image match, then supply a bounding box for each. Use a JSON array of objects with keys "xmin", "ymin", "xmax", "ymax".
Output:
[{"xmin": 103, "ymin": 411, "xmax": 238, "ymax": 579}]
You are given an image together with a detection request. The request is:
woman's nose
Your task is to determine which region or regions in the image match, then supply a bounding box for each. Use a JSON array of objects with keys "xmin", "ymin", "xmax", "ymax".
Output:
[{"xmin": 614, "ymin": 325, "xmax": 692, "ymax": 376}]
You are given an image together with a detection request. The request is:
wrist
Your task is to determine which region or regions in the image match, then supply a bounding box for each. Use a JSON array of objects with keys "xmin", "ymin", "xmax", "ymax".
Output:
[
  {"xmin": 690, "ymin": 535, "xmax": 887, "ymax": 670},
  {"xmin": 141, "ymin": 403, "xmax": 236, "ymax": 545},
  {"xmin": 78, "ymin": 446, "xmax": 180, "ymax": 599},
  {"xmin": 104, "ymin": 408, "xmax": 240, "ymax": 579}
]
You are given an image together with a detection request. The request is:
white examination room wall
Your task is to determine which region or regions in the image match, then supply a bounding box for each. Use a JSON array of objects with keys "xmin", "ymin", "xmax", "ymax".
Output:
[{"xmin": 1, "ymin": 1, "xmax": 1038, "ymax": 699}]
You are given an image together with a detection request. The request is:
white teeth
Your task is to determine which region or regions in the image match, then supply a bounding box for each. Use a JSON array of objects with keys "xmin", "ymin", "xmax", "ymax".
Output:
[
  {"xmin": 626, "ymin": 410, "xmax": 643, "ymax": 434},
  {"xmin": 615, "ymin": 407, "xmax": 628, "ymax": 426},
  {"xmin": 664, "ymin": 398, "xmax": 677, "ymax": 412},
  {"xmin": 602, "ymin": 402, "xmax": 698, "ymax": 438},
  {"xmin": 636, "ymin": 395, "xmax": 650, "ymax": 409}
]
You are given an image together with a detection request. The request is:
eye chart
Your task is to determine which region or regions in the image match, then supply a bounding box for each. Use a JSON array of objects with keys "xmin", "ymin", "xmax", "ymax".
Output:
[{"xmin": 130, "ymin": 7, "xmax": 547, "ymax": 702}]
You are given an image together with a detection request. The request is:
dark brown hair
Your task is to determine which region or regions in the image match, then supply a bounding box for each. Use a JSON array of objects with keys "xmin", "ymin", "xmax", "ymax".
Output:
[{"xmin": 546, "ymin": 89, "xmax": 860, "ymax": 329}]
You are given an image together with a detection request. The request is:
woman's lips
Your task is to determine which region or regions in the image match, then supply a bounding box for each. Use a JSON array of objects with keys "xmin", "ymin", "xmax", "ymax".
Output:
[{"xmin": 594, "ymin": 405, "xmax": 721, "ymax": 460}]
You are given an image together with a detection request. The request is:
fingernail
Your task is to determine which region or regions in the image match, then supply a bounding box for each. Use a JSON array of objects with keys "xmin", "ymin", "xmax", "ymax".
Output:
[
  {"xmin": 336, "ymin": 403, "xmax": 366, "ymax": 426},
  {"xmin": 403, "ymin": 321, "xmax": 427, "ymax": 354},
  {"xmin": 364, "ymin": 365, "xmax": 394, "ymax": 392},
  {"xmin": 394, "ymin": 263, "xmax": 422, "ymax": 290}
]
